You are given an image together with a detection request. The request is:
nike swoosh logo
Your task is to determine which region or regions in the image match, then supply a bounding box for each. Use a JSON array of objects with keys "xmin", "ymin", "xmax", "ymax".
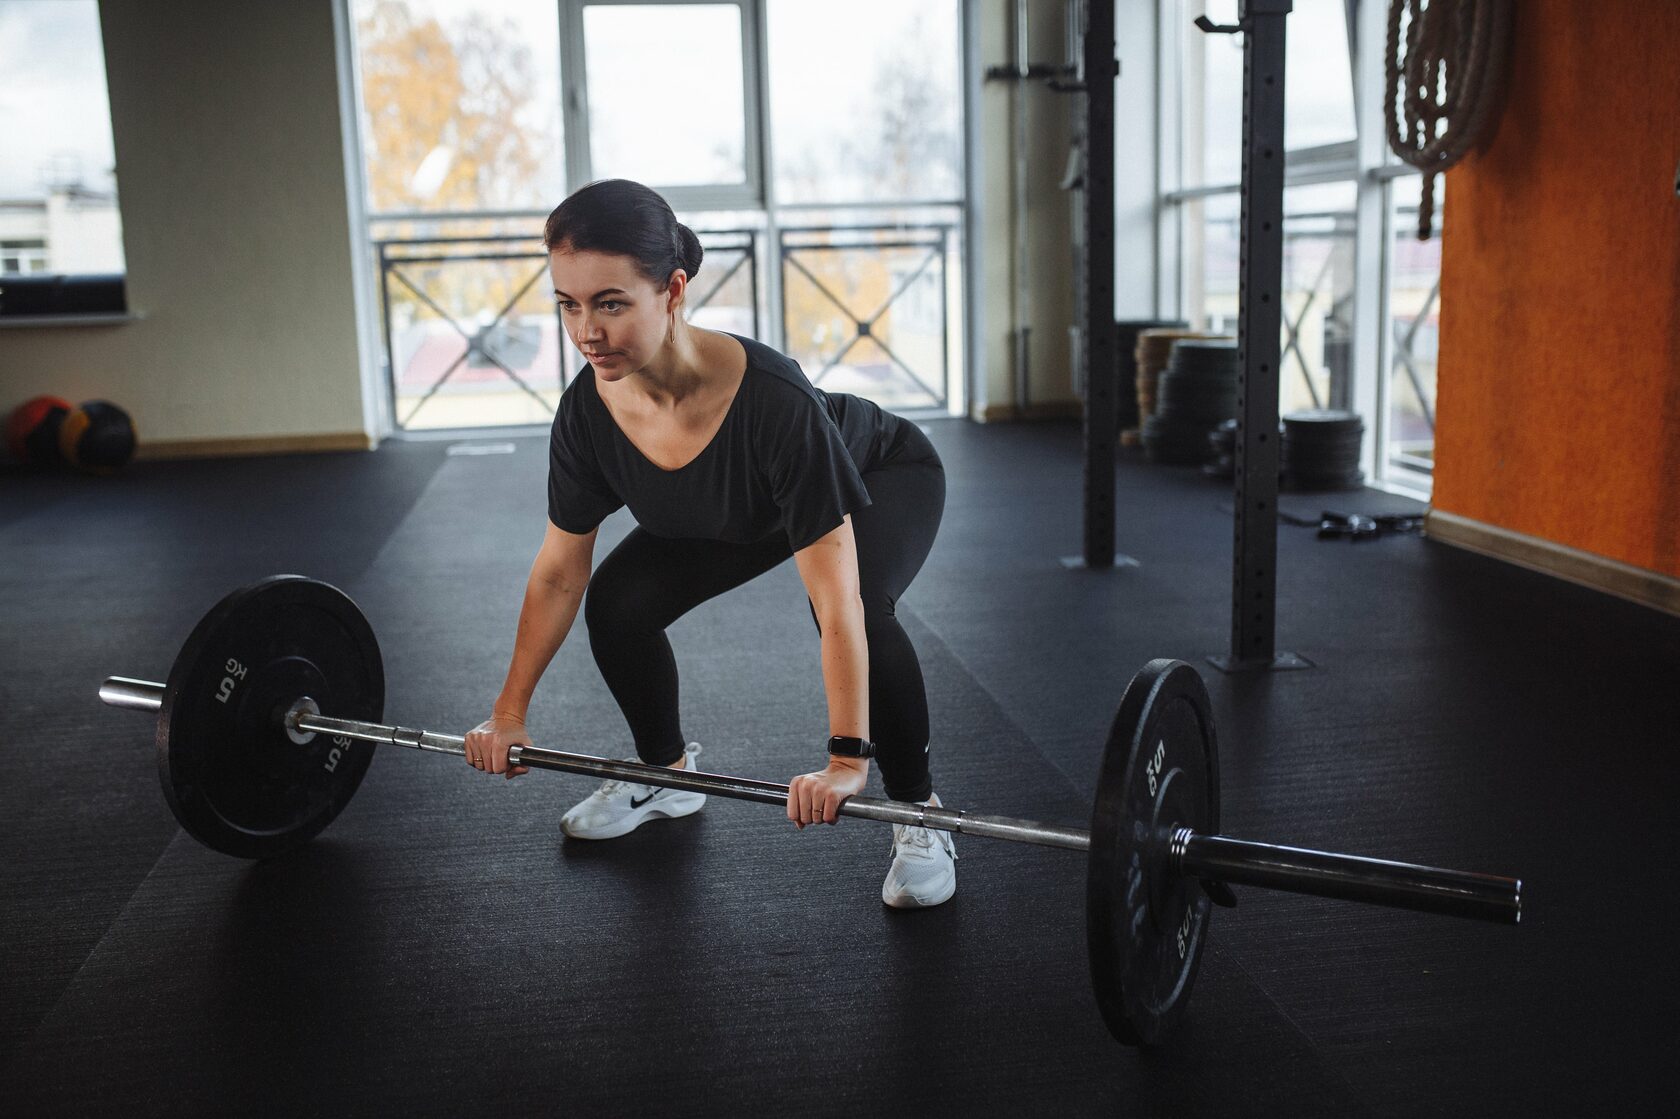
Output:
[{"xmin": 630, "ymin": 791, "xmax": 658, "ymax": 808}]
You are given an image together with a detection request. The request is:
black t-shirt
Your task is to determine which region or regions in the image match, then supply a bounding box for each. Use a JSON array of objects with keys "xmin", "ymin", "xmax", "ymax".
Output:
[{"xmin": 547, "ymin": 333, "xmax": 909, "ymax": 551}]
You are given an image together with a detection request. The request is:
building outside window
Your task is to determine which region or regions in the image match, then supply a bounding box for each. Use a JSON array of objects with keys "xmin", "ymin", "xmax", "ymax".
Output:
[{"xmin": 0, "ymin": 1, "xmax": 126, "ymax": 289}]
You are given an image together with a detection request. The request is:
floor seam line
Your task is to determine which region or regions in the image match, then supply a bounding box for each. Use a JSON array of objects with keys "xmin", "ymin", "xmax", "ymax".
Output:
[
  {"xmin": 897, "ymin": 599, "xmax": 1098, "ymax": 807},
  {"xmin": 0, "ymin": 828, "xmax": 186, "ymax": 1080}
]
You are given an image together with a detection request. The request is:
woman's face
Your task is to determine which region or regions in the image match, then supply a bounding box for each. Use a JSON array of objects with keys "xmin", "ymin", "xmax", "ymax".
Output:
[{"xmin": 549, "ymin": 247, "xmax": 680, "ymax": 380}]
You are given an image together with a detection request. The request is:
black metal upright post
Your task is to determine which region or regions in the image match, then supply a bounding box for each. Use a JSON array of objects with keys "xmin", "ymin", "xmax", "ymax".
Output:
[
  {"xmin": 1204, "ymin": 0, "xmax": 1309, "ymax": 673},
  {"xmin": 1077, "ymin": 0, "xmax": 1120, "ymax": 570}
]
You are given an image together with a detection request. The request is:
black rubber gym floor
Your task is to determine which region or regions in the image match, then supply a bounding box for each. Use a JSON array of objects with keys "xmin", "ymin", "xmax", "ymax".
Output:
[{"xmin": 1, "ymin": 421, "xmax": 1675, "ymax": 1116}]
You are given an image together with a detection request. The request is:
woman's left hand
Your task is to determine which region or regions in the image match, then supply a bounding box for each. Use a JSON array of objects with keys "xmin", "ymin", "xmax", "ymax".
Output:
[{"xmin": 788, "ymin": 757, "xmax": 868, "ymax": 828}]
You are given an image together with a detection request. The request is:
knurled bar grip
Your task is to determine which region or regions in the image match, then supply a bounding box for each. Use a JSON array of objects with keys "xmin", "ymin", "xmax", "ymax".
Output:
[
  {"xmin": 297, "ymin": 711, "xmax": 1094, "ymax": 851},
  {"xmin": 100, "ymin": 676, "xmax": 1520, "ymax": 923}
]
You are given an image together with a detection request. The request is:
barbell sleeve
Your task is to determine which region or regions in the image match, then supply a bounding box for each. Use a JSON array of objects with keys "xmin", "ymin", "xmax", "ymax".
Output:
[
  {"xmin": 1172, "ymin": 829, "xmax": 1522, "ymax": 925},
  {"xmin": 100, "ymin": 676, "xmax": 165, "ymax": 713}
]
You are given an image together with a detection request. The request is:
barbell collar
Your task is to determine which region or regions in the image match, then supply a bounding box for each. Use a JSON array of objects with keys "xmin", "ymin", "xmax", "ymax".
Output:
[{"xmin": 1174, "ymin": 829, "xmax": 1521, "ymax": 925}]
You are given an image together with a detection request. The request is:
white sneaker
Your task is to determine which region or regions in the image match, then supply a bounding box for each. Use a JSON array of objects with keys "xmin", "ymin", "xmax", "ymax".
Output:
[
  {"xmin": 559, "ymin": 742, "xmax": 706, "ymax": 840},
  {"xmin": 881, "ymin": 793, "xmax": 958, "ymax": 908}
]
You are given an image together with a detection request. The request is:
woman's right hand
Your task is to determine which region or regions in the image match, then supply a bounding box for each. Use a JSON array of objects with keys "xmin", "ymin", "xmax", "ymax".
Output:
[{"xmin": 465, "ymin": 714, "xmax": 532, "ymax": 778}]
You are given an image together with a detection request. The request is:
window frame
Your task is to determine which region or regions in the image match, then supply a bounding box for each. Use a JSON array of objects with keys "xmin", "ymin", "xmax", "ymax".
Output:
[{"xmin": 558, "ymin": 0, "xmax": 765, "ymax": 211}]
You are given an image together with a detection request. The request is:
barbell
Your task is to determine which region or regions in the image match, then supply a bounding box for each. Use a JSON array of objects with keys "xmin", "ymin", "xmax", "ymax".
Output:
[{"xmin": 99, "ymin": 574, "xmax": 1521, "ymax": 1046}]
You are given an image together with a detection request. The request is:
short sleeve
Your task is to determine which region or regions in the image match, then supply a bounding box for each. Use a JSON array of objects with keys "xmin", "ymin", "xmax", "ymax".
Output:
[
  {"xmin": 766, "ymin": 394, "xmax": 873, "ymax": 552},
  {"xmin": 547, "ymin": 378, "xmax": 623, "ymax": 533}
]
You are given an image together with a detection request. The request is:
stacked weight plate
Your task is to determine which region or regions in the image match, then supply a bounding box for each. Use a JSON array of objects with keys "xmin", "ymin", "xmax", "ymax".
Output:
[
  {"xmin": 1143, "ymin": 339, "xmax": 1240, "ymax": 465},
  {"xmin": 1115, "ymin": 320, "xmax": 1188, "ymax": 435},
  {"xmin": 1202, "ymin": 419, "xmax": 1238, "ymax": 479},
  {"xmin": 1124, "ymin": 329, "xmax": 1229, "ymax": 448},
  {"xmin": 1282, "ymin": 409, "xmax": 1366, "ymax": 491}
]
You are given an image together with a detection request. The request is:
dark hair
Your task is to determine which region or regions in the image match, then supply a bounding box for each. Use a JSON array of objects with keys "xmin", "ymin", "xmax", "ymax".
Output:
[{"xmin": 542, "ymin": 179, "xmax": 703, "ymax": 288}]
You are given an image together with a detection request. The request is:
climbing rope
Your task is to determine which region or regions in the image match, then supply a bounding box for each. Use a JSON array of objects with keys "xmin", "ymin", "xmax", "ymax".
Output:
[{"xmin": 1384, "ymin": 0, "xmax": 1513, "ymax": 239}]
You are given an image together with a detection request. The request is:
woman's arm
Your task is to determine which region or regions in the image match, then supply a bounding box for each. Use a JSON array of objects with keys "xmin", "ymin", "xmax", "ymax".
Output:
[
  {"xmin": 496, "ymin": 522, "xmax": 599, "ymax": 718},
  {"xmin": 787, "ymin": 516, "xmax": 870, "ymax": 824},
  {"xmin": 466, "ymin": 521, "xmax": 598, "ymax": 777}
]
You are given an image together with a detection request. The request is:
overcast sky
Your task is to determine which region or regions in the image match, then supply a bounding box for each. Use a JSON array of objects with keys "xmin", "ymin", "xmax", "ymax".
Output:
[{"xmin": 0, "ymin": 1, "xmax": 116, "ymax": 198}]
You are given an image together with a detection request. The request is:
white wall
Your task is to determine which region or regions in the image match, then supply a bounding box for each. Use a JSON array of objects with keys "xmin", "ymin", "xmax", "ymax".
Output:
[
  {"xmin": 970, "ymin": 0, "xmax": 1161, "ymax": 418},
  {"xmin": 0, "ymin": 0, "xmax": 374, "ymax": 454},
  {"xmin": 972, "ymin": 0, "xmax": 1077, "ymax": 419}
]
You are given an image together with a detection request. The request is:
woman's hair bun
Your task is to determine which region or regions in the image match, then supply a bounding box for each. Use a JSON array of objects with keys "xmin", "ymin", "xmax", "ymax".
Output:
[
  {"xmin": 544, "ymin": 180, "xmax": 702, "ymax": 287},
  {"xmin": 676, "ymin": 223, "xmax": 704, "ymax": 281}
]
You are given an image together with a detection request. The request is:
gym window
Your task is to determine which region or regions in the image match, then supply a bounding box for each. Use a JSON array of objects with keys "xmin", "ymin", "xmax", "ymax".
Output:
[
  {"xmin": 1161, "ymin": 0, "xmax": 1436, "ymax": 497},
  {"xmin": 0, "ymin": 0, "xmax": 128, "ymax": 321},
  {"xmin": 346, "ymin": 0, "xmax": 965, "ymax": 432}
]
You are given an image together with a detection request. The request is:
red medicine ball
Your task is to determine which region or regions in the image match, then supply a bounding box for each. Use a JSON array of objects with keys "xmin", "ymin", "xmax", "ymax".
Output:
[{"xmin": 4, "ymin": 395, "xmax": 71, "ymax": 466}]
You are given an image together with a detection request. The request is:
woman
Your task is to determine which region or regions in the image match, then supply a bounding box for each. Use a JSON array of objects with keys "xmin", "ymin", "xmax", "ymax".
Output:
[{"xmin": 465, "ymin": 179, "xmax": 953, "ymax": 908}]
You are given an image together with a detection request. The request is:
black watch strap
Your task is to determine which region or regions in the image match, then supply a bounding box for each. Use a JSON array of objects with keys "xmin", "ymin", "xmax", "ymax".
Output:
[{"xmin": 827, "ymin": 735, "xmax": 876, "ymax": 758}]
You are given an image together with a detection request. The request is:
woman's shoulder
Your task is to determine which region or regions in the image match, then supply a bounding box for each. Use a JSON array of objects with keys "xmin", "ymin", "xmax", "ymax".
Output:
[
  {"xmin": 728, "ymin": 333, "xmax": 828, "ymax": 412},
  {"xmin": 552, "ymin": 366, "xmax": 604, "ymax": 440},
  {"xmin": 558, "ymin": 366, "xmax": 604, "ymax": 411}
]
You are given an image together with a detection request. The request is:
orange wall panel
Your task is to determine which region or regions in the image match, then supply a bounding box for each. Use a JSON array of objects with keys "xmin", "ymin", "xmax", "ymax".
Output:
[{"xmin": 1433, "ymin": 0, "xmax": 1680, "ymax": 578}]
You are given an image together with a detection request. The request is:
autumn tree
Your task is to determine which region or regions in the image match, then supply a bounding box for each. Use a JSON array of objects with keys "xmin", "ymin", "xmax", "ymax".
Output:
[
  {"xmin": 356, "ymin": 0, "xmax": 562, "ymax": 425},
  {"xmin": 356, "ymin": 0, "xmax": 552, "ymax": 214}
]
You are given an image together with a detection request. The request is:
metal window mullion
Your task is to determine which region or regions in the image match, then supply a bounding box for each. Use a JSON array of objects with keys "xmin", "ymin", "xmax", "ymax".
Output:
[
  {"xmin": 560, "ymin": 1, "xmax": 590, "ymax": 192},
  {"xmin": 960, "ymin": 0, "xmax": 984, "ymax": 416},
  {"xmin": 740, "ymin": 0, "xmax": 764, "ymax": 209},
  {"xmin": 1351, "ymin": 0, "xmax": 1391, "ymax": 486},
  {"xmin": 754, "ymin": 0, "xmax": 782, "ymax": 348},
  {"xmin": 1158, "ymin": 0, "xmax": 1185, "ymax": 320},
  {"xmin": 940, "ymin": 224, "xmax": 951, "ymax": 412},
  {"xmin": 379, "ymin": 240, "xmax": 398, "ymax": 429},
  {"xmin": 369, "ymin": 208, "xmax": 550, "ymax": 224}
]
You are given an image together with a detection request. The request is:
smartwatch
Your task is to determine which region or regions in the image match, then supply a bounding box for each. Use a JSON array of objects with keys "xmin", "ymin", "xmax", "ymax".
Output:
[{"xmin": 827, "ymin": 735, "xmax": 876, "ymax": 759}]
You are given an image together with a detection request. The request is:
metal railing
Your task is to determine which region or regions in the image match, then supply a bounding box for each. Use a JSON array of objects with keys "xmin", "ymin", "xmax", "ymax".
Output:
[
  {"xmin": 778, "ymin": 222, "xmax": 956, "ymax": 411},
  {"xmin": 1392, "ymin": 278, "xmax": 1439, "ymax": 429},
  {"xmin": 377, "ymin": 234, "xmax": 558, "ymax": 429},
  {"xmin": 374, "ymin": 229, "xmax": 759, "ymax": 430}
]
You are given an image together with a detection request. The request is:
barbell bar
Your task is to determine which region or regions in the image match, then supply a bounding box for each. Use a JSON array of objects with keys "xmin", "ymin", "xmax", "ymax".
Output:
[
  {"xmin": 102, "ymin": 674, "xmax": 1094, "ymax": 850},
  {"xmin": 101, "ymin": 674, "xmax": 1519, "ymax": 922},
  {"xmin": 100, "ymin": 574, "xmax": 1523, "ymax": 1046}
]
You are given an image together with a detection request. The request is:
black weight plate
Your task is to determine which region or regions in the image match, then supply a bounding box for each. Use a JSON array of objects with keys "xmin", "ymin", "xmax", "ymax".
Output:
[
  {"xmin": 158, "ymin": 575, "xmax": 383, "ymax": 858},
  {"xmin": 1088, "ymin": 659, "xmax": 1220, "ymax": 1046},
  {"xmin": 1284, "ymin": 473, "xmax": 1366, "ymax": 492},
  {"xmin": 1282, "ymin": 408, "xmax": 1362, "ymax": 426},
  {"xmin": 1284, "ymin": 426, "xmax": 1364, "ymax": 442}
]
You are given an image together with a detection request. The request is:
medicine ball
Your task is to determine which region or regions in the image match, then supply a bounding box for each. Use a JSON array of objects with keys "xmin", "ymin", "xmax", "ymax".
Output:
[
  {"xmin": 4, "ymin": 395, "xmax": 71, "ymax": 466},
  {"xmin": 58, "ymin": 400, "xmax": 137, "ymax": 474}
]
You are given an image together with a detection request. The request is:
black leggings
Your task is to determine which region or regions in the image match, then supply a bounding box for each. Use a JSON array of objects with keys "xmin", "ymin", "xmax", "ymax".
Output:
[{"xmin": 583, "ymin": 433, "xmax": 945, "ymax": 803}]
